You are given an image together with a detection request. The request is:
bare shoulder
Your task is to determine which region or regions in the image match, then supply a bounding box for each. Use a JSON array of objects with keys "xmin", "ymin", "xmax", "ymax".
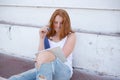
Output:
[{"xmin": 67, "ymin": 32, "xmax": 76, "ymax": 39}]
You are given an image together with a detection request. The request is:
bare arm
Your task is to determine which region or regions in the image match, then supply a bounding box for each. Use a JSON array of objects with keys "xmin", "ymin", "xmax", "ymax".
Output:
[
  {"xmin": 38, "ymin": 27, "xmax": 49, "ymax": 51},
  {"xmin": 63, "ymin": 33, "xmax": 76, "ymax": 58},
  {"xmin": 38, "ymin": 38, "xmax": 44, "ymax": 51}
]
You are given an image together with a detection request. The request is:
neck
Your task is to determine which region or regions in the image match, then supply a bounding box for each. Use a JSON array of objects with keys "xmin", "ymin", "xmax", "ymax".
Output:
[
  {"xmin": 55, "ymin": 32, "xmax": 60, "ymax": 37},
  {"xmin": 52, "ymin": 32, "xmax": 60, "ymax": 40}
]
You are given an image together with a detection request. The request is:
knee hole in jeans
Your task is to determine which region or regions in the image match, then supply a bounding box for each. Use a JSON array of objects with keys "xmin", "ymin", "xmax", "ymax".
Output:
[{"xmin": 39, "ymin": 75, "xmax": 46, "ymax": 80}]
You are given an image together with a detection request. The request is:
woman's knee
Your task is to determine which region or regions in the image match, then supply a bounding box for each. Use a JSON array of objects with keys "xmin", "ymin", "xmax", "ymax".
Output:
[
  {"xmin": 36, "ymin": 51, "xmax": 55, "ymax": 64},
  {"xmin": 35, "ymin": 51, "xmax": 56, "ymax": 69}
]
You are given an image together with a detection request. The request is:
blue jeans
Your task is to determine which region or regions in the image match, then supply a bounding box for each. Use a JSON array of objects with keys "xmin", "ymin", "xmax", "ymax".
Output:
[{"xmin": 8, "ymin": 58, "xmax": 72, "ymax": 80}]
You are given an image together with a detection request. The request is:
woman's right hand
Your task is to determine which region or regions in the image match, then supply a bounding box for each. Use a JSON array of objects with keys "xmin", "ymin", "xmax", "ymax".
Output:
[{"xmin": 39, "ymin": 26, "xmax": 49, "ymax": 39}]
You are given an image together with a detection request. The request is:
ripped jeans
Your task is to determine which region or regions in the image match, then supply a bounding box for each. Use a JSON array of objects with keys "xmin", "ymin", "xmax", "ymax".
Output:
[{"xmin": 8, "ymin": 58, "xmax": 72, "ymax": 80}]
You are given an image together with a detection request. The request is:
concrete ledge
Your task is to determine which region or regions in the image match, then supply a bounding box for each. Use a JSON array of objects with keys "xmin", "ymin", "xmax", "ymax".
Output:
[
  {"xmin": 0, "ymin": 53, "xmax": 34, "ymax": 78},
  {"xmin": 0, "ymin": 53, "xmax": 119, "ymax": 80},
  {"xmin": 71, "ymin": 68, "xmax": 119, "ymax": 80}
]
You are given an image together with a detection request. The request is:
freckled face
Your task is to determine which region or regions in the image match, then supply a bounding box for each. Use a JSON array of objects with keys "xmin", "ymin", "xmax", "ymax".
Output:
[{"xmin": 53, "ymin": 15, "xmax": 63, "ymax": 33}]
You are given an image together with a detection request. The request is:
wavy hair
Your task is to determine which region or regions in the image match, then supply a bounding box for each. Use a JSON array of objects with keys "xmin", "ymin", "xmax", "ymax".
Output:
[{"xmin": 47, "ymin": 9, "xmax": 74, "ymax": 40}]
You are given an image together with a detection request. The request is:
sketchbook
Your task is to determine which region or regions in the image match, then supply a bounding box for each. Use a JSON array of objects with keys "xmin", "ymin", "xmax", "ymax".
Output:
[
  {"xmin": 38, "ymin": 46, "xmax": 67, "ymax": 63},
  {"xmin": 47, "ymin": 46, "xmax": 67, "ymax": 62}
]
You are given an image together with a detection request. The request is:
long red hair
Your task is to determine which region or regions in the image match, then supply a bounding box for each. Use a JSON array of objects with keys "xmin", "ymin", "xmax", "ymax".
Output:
[{"xmin": 47, "ymin": 9, "xmax": 74, "ymax": 40}]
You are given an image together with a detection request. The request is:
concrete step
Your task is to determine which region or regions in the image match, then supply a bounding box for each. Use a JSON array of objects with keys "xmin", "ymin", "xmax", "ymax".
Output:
[{"xmin": 0, "ymin": 53, "xmax": 120, "ymax": 80}]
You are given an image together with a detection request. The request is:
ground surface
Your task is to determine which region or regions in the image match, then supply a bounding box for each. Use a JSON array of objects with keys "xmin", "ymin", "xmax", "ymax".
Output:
[{"xmin": 0, "ymin": 53, "xmax": 120, "ymax": 80}]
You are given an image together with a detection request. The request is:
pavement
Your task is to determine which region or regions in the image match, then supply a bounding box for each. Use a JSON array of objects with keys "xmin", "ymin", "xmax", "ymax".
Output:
[
  {"xmin": 0, "ymin": 53, "xmax": 120, "ymax": 80},
  {"xmin": 0, "ymin": 53, "xmax": 34, "ymax": 78}
]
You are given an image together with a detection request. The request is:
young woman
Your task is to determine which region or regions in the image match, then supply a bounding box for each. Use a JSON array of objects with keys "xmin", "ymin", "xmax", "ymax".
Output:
[{"xmin": 9, "ymin": 9, "xmax": 76, "ymax": 80}]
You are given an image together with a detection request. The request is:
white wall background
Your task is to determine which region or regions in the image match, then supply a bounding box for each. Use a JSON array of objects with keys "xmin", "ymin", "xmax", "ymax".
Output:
[{"xmin": 0, "ymin": 0, "xmax": 120, "ymax": 77}]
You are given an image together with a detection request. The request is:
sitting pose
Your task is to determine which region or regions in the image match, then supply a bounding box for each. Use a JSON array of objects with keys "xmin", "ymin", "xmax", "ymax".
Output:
[{"xmin": 9, "ymin": 9, "xmax": 76, "ymax": 80}]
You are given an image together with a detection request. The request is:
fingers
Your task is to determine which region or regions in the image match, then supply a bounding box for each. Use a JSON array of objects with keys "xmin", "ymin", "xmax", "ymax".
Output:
[
  {"xmin": 39, "ymin": 26, "xmax": 49, "ymax": 39},
  {"xmin": 40, "ymin": 26, "xmax": 49, "ymax": 33},
  {"xmin": 35, "ymin": 61, "xmax": 42, "ymax": 69},
  {"xmin": 34, "ymin": 56, "xmax": 41, "ymax": 69}
]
